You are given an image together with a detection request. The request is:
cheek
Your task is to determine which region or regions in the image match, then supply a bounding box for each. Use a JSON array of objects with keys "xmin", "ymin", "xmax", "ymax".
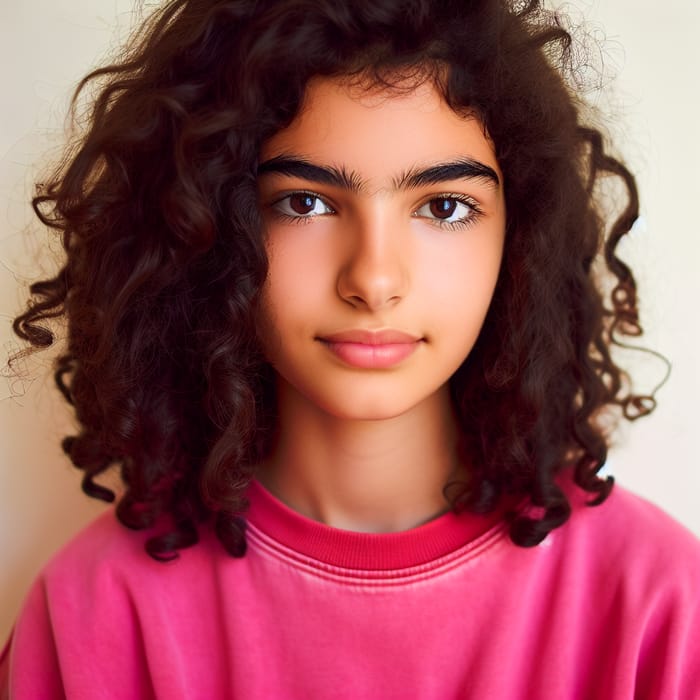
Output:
[
  {"xmin": 257, "ymin": 244, "xmax": 289, "ymax": 356},
  {"xmin": 263, "ymin": 227, "xmax": 336, "ymax": 304},
  {"xmin": 418, "ymin": 235, "xmax": 504, "ymax": 368},
  {"xmin": 257, "ymin": 237, "xmax": 329, "ymax": 353},
  {"xmin": 255, "ymin": 287, "xmax": 278, "ymax": 364},
  {"xmin": 418, "ymin": 230, "xmax": 503, "ymax": 313}
]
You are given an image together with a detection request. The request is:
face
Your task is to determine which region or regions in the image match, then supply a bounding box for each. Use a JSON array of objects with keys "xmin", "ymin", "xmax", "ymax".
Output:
[{"xmin": 257, "ymin": 76, "xmax": 506, "ymax": 421}]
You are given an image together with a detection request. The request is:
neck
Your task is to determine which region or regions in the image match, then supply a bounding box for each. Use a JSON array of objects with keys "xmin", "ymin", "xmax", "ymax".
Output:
[{"xmin": 256, "ymin": 379, "xmax": 464, "ymax": 533}]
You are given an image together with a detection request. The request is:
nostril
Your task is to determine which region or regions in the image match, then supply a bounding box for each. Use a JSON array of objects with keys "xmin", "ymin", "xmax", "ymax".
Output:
[{"xmin": 336, "ymin": 260, "xmax": 408, "ymax": 311}]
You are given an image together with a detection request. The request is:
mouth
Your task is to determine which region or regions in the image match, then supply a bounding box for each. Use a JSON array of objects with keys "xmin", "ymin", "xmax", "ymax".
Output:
[
  {"xmin": 319, "ymin": 329, "xmax": 422, "ymax": 345},
  {"xmin": 316, "ymin": 329, "xmax": 424, "ymax": 369}
]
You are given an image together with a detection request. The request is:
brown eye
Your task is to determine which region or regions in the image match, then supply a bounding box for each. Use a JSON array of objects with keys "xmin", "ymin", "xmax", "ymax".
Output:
[
  {"xmin": 413, "ymin": 196, "xmax": 479, "ymax": 229},
  {"xmin": 289, "ymin": 193, "xmax": 318, "ymax": 215},
  {"xmin": 429, "ymin": 198, "xmax": 458, "ymax": 219},
  {"xmin": 273, "ymin": 192, "xmax": 335, "ymax": 219}
]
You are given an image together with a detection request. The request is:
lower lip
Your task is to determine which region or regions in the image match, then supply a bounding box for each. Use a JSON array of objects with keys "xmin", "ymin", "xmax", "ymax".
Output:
[{"xmin": 322, "ymin": 341, "xmax": 420, "ymax": 369}]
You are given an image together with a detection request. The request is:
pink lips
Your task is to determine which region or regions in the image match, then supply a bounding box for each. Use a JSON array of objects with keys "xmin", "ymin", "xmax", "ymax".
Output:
[{"xmin": 318, "ymin": 329, "xmax": 422, "ymax": 369}]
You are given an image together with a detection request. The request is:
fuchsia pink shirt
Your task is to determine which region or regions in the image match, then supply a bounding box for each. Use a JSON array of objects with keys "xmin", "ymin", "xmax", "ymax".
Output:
[{"xmin": 3, "ymin": 478, "xmax": 700, "ymax": 699}]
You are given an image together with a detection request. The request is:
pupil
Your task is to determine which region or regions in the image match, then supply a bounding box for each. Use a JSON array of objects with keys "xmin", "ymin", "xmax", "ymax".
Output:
[
  {"xmin": 431, "ymin": 198, "xmax": 456, "ymax": 219},
  {"xmin": 290, "ymin": 194, "xmax": 315, "ymax": 214}
]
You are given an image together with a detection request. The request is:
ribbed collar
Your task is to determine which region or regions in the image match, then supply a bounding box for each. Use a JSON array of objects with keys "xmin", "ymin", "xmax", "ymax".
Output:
[{"xmin": 246, "ymin": 479, "xmax": 507, "ymax": 571}]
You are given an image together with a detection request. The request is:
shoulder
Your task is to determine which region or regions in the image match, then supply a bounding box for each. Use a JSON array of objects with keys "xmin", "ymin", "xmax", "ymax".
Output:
[
  {"xmin": 561, "ymin": 481, "xmax": 700, "ymax": 694},
  {"xmin": 46, "ymin": 508, "xmax": 149, "ymax": 569},
  {"xmin": 8, "ymin": 512, "xmax": 228, "ymax": 697},
  {"xmin": 38, "ymin": 508, "xmax": 227, "ymax": 605},
  {"xmin": 42, "ymin": 508, "xmax": 160, "ymax": 587},
  {"xmin": 558, "ymin": 477, "xmax": 700, "ymax": 598},
  {"xmin": 11, "ymin": 509, "xmax": 228, "ymax": 666},
  {"xmin": 567, "ymin": 478, "xmax": 700, "ymax": 552}
]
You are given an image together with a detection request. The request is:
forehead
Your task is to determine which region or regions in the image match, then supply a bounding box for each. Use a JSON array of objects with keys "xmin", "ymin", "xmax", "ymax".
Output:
[{"xmin": 259, "ymin": 76, "xmax": 501, "ymax": 187}]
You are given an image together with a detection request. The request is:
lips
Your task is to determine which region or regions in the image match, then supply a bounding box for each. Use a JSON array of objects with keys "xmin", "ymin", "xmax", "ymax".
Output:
[
  {"xmin": 317, "ymin": 329, "xmax": 423, "ymax": 369},
  {"xmin": 320, "ymin": 329, "xmax": 421, "ymax": 345}
]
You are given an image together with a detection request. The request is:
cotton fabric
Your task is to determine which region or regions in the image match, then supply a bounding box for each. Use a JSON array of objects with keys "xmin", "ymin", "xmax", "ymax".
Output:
[{"xmin": 3, "ymin": 477, "xmax": 700, "ymax": 699}]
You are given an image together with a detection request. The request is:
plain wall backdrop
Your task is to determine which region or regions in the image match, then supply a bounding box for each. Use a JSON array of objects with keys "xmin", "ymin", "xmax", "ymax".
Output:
[{"xmin": 1, "ymin": 0, "xmax": 699, "ymax": 642}]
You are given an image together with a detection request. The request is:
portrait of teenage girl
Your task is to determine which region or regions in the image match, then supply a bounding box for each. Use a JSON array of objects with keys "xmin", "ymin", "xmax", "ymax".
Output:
[{"xmin": 1, "ymin": 0, "xmax": 699, "ymax": 697}]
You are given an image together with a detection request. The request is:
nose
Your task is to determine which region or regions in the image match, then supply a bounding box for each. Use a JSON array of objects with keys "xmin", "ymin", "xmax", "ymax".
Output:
[{"xmin": 336, "ymin": 209, "xmax": 408, "ymax": 311}]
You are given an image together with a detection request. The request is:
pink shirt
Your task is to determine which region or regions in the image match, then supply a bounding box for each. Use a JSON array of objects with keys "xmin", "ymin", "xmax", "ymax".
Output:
[{"xmin": 3, "ymin": 478, "xmax": 700, "ymax": 698}]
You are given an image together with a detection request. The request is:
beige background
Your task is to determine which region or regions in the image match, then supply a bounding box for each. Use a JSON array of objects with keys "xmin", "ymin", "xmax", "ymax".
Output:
[{"xmin": 1, "ymin": 0, "xmax": 699, "ymax": 643}]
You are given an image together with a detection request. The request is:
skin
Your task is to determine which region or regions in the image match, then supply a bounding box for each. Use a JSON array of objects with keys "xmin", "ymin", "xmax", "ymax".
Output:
[{"xmin": 256, "ymin": 75, "xmax": 506, "ymax": 533}]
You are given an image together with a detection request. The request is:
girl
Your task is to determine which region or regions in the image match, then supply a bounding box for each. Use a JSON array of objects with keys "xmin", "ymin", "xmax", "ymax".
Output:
[{"xmin": 2, "ymin": 0, "xmax": 699, "ymax": 697}]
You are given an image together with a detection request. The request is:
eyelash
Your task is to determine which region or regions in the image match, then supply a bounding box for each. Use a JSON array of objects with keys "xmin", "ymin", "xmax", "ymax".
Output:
[
  {"xmin": 269, "ymin": 190, "xmax": 336, "ymax": 225},
  {"xmin": 413, "ymin": 193, "xmax": 483, "ymax": 231},
  {"xmin": 268, "ymin": 190, "xmax": 484, "ymax": 231}
]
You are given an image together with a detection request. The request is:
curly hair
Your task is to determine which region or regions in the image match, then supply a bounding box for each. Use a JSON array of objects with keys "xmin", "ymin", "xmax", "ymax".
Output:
[{"xmin": 13, "ymin": 0, "xmax": 653, "ymax": 559}]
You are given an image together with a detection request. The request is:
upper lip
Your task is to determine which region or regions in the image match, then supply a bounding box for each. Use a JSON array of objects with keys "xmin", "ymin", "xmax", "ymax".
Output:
[{"xmin": 318, "ymin": 329, "xmax": 422, "ymax": 345}]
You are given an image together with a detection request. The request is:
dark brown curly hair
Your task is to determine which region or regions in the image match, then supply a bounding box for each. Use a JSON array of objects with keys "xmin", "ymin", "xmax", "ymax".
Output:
[{"xmin": 13, "ymin": 0, "xmax": 653, "ymax": 559}]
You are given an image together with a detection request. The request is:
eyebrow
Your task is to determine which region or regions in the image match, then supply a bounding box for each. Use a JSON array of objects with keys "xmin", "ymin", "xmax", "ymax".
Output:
[
  {"xmin": 258, "ymin": 156, "xmax": 364, "ymax": 192},
  {"xmin": 257, "ymin": 155, "xmax": 500, "ymax": 193},
  {"xmin": 395, "ymin": 159, "xmax": 500, "ymax": 190}
]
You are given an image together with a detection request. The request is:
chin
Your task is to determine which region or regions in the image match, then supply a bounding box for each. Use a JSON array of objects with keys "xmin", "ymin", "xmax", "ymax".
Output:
[{"xmin": 311, "ymin": 391, "xmax": 433, "ymax": 423}]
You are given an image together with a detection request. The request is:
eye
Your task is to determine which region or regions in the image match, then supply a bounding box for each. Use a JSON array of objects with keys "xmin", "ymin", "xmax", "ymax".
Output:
[
  {"xmin": 271, "ymin": 192, "xmax": 335, "ymax": 219},
  {"xmin": 413, "ymin": 195, "xmax": 480, "ymax": 229}
]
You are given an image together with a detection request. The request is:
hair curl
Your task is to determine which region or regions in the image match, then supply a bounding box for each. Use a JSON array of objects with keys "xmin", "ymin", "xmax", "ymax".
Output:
[{"xmin": 13, "ymin": 0, "xmax": 654, "ymax": 559}]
